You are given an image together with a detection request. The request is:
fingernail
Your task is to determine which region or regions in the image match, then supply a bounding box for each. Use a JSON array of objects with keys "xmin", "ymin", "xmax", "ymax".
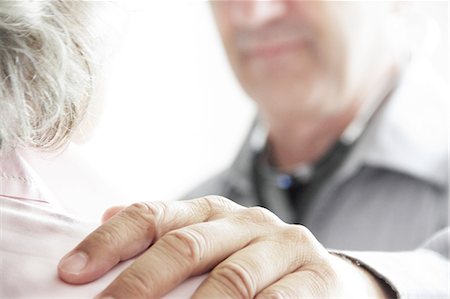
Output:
[{"xmin": 59, "ymin": 251, "xmax": 89, "ymax": 274}]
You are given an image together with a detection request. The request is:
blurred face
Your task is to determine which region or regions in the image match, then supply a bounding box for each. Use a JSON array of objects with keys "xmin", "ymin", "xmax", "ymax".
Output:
[{"xmin": 211, "ymin": 1, "xmax": 389, "ymax": 122}]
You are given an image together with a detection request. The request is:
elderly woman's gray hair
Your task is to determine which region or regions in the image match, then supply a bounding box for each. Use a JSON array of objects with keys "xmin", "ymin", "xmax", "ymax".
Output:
[{"xmin": 0, "ymin": 1, "xmax": 101, "ymax": 153}]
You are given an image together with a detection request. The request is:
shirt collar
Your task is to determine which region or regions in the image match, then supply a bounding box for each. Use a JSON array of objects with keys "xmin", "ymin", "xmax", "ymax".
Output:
[
  {"xmin": 247, "ymin": 58, "xmax": 448, "ymax": 190},
  {"xmin": 0, "ymin": 150, "xmax": 63, "ymax": 210},
  {"xmin": 349, "ymin": 58, "xmax": 448, "ymax": 189}
]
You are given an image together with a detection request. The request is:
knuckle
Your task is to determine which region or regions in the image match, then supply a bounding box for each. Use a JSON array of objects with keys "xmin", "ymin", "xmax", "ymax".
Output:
[
  {"xmin": 87, "ymin": 227, "xmax": 122, "ymax": 254},
  {"xmin": 198, "ymin": 195, "xmax": 234, "ymax": 214},
  {"xmin": 203, "ymin": 195, "xmax": 229, "ymax": 206},
  {"xmin": 115, "ymin": 269, "xmax": 152, "ymax": 298},
  {"xmin": 122, "ymin": 202, "xmax": 167, "ymax": 238},
  {"xmin": 126, "ymin": 202, "xmax": 162, "ymax": 222},
  {"xmin": 126, "ymin": 202, "xmax": 155, "ymax": 217},
  {"xmin": 210, "ymin": 261, "xmax": 256, "ymax": 299},
  {"xmin": 281, "ymin": 224, "xmax": 314, "ymax": 244},
  {"xmin": 256, "ymin": 288, "xmax": 292, "ymax": 299},
  {"xmin": 238, "ymin": 206, "xmax": 280, "ymax": 225},
  {"xmin": 278, "ymin": 225, "xmax": 319, "ymax": 264},
  {"xmin": 159, "ymin": 228, "xmax": 206, "ymax": 265}
]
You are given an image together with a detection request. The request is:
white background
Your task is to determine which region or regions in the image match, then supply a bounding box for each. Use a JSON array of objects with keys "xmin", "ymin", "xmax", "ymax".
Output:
[{"xmin": 29, "ymin": 1, "xmax": 448, "ymax": 221}]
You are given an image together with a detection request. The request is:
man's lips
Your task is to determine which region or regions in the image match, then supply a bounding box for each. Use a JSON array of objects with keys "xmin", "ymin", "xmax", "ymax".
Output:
[
  {"xmin": 241, "ymin": 36, "xmax": 308, "ymax": 59},
  {"xmin": 241, "ymin": 36, "xmax": 308, "ymax": 60}
]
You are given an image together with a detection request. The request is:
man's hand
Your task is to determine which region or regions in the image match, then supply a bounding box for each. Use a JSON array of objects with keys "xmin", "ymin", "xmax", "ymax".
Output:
[{"xmin": 58, "ymin": 196, "xmax": 391, "ymax": 299}]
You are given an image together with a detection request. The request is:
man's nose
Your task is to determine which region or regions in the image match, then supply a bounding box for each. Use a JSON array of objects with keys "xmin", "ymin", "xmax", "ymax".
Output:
[{"xmin": 229, "ymin": 0, "xmax": 289, "ymax": 29}]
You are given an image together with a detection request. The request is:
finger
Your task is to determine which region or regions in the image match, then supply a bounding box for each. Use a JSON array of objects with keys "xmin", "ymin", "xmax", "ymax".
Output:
[
  {"xmin": 95, "ymin": 216, "xmax": 264, "ymax": 299},
  {"xmin": 192, "ymin": 225, "xmax": 320, "ymax": 299},
  {"xmin": 255, "ymin": 265, "xmax": 336, "ymax": 299},
  {"xmin": 58, "ymin": 196, "xmax": 241, "ymax": 284},
  {"xmin": 102, "ymin": 206, "xmax": 126, "ymax": 223}
]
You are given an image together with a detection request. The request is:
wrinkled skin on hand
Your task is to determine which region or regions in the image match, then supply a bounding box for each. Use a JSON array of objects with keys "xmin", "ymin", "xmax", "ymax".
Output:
[{"xmin": 58, "ymin": 196, "xmax": 390, "ymax": 299}]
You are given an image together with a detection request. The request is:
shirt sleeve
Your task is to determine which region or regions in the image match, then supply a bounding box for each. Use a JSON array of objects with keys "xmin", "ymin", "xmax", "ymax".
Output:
[{"xmin": 337, "ymin": 227, "xmax": 449, "ymax": 299}]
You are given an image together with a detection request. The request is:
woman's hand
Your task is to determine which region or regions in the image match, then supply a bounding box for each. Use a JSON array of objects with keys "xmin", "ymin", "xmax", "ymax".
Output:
[{"xmin": 58, "ymin": 196, "xmax": 390, "ymax": 299}]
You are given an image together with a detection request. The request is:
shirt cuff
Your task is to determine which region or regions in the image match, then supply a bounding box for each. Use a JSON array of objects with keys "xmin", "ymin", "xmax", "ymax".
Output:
[{"xmin": 330, "ymin": 249, "xmax": 449, "ymax": 299}]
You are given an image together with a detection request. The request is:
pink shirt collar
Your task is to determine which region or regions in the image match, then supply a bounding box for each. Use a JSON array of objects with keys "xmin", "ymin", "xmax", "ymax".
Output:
[{"xmin": 0, "ymin": 149, "xmax": 64, "ymax": 211}]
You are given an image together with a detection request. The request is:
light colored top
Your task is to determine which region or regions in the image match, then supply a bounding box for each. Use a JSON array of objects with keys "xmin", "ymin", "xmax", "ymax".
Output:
[
  {"xmin": 186, "ymin": 58, "xmax": 449, "ymax": 298},
  {"xmin": 0, "ymin": 150, "xmax": 205, "ymax": 298}
]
